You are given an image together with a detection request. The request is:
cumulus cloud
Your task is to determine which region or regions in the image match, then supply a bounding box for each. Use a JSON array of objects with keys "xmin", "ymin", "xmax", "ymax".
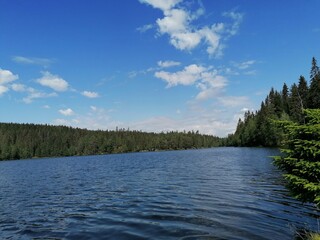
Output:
[
  {"xmin": 0, "ymin": 68, "xmax": 18, "ymax": 95},
  {"xmin": 157, "ymin": 60, "xmax": 181, "ymax": 68},
  {"xmin": 12, "ymin": 56, "xmax": 53, "ymax": 67},
  {"xmin": 155, "ymin": 64, "xmax": 227, "ymax": 100},
  {"xmin": 155, "ymin": 64, "xmax": 206, "ymax": 87},
  {"xmin": 81, "ymin": 91, "xmax": 99, "ymax": 98},
  {"xmin": 59, "ymin": 108, "xmax": 75, "ymax": 116},
  {"xmin": 140, "ymin": 0, "xmax": 243, "ymax": 57},
  {"xmin": 37, "ymin": 71, "xmax": 69, "ymax": 92},
  {"xmin": 0, "ymin": 68, "xmax": 19, "ymax": 85}
]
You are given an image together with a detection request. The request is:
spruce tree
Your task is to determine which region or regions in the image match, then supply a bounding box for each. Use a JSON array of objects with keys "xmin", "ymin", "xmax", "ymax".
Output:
[
  {"xmin": 297, "ymin": 75, "xmax": 308, "ymax": 109},
  {"xmin": 289, "ymin": 83, "xmax": 303, "ymax": 123},
  {"xmin": 282, "ymin": 83, "xmax": 290, "ymax": 114},
  {"xmin": 308, "ymin": 57, "xmax": 320, "ymax": 108},
  {"xmin": 274, "ymin": 109, "xmax": 320, "ymax": 206}
]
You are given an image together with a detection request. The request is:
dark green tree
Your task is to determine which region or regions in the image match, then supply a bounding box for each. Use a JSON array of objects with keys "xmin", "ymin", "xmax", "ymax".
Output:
[
  {"xmin": 289, "ymin": 83, "xmax": 304, "ymax": 123},
  {"xmin": 282, "ymin": 83, "xmax": 290, "ymax": 114},
  {"xmin": 274, "ymin": 109, "xmax": 320, "ymax": 206},
  {"xmin": 308, "ymin": 57, "xmax": 320, "ymax": 109},
  {"xmin": 298, "ymin": 75, "xmax": 308, "ymax": 109},
  {"xmin": 0, "ymin": 122, "xmax": 222, "ymax": 161}
]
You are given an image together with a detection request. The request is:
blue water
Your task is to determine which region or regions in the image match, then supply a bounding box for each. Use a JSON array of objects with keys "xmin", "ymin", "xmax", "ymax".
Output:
[{"xmin": 0, "ymin": 148, "xmax": 318, "ymax": 239}]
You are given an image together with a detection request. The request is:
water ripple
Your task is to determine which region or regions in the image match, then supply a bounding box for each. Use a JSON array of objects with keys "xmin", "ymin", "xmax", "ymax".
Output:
[{"xmin": 0, "ymin": 148, "xmax": 319, "ymax": 239}]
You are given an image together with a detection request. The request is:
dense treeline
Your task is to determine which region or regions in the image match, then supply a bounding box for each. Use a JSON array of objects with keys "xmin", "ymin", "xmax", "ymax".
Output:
[
  {"xmin": 0, "ymin": 123, "xmax": 222, "ymax": 160},
  {"xmin": 226, "ymin": 57, "xmax": 320, "ymax": 147}
]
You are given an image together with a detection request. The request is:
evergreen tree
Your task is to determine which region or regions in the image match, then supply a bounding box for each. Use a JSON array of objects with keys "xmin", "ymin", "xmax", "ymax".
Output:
[
  {"xmin": 227, "ymin": 57, "xmax": 319, "ymax": 147},
  {"xmin": 0, "ymin": 122, "xmax": 222, "ymax": 161},
  {"xmin": 274, "ymin": 109, "xmax": 320, "ymax": 206},
  {"xmin": 297, "ymin": 75, "xmax": 308, "ymax": 109},
  {"xmin": 289, "ymin": 83, "xmax": 304, "ymax": 123},
  {"xmin": 308, "ymin": 57, "xmax": 320, "ymax": 108},
  {"xmin": 282, "ymin": 83, "xmax": 289, "ymax": 114}
]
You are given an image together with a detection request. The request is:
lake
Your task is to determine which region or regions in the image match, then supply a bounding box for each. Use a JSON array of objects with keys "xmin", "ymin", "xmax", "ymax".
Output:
[{"xmin": 0, "ymin": 147, "xmax": 318, "ymax": 239}]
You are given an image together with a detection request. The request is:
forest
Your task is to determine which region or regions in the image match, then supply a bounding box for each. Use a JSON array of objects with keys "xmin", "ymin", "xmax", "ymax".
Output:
[
  {"xmin": 0, "ymin": 123, "xmax": 222, "ymax": 161},
  {"xmin": 226, "ymin": 57, "xmax": 320, "ymax": 147}
]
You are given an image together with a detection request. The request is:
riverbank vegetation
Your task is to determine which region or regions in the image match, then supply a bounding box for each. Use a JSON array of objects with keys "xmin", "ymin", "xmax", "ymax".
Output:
[
  {"xmin": 273, "ymin": 109, "xmax": 320, "ymax": 206},
  {"xmin": 0, "ymin": 123, "xmax": 221, "ymax": 160},
  {"xmin": 226, "ymin": 57, "xmax": 320, "ymax": 147}
]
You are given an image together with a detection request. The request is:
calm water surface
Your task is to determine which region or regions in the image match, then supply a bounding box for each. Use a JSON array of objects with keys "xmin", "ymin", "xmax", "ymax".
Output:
[{"xmin": 0, "ymin": 147, "xmax": 319, "ymax": 239}]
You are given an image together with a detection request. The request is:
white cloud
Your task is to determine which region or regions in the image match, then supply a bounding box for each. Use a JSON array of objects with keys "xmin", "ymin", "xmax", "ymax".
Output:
[
  {"xmin": 155, "ymin": 64, "xmax": 206, "ymax": 87},
  {"xmin": 50, "ymin": 104, "xmax": 252, "ymax": 137},
  {"xmin": 11, "ymin": 83, "xmax": 26, "ymax": 92},
  {"xmin": 59, "ymin": 108, "xmax": 75, "ymax": 116},
  {"xmin": 12, "ymin": 56, "xmax": 53, "ymax": 67},
  {"xmin": 234, "ymin": 60, "xmax": 256, "ymax": 70},
  {"xmin": 199, "ymin": 24, "xmax": 224, "ymax": 56},
  {"xmin": 128, "ymin": 105, "xmax": 247, "ymax": 137},
  {"xmin": 139, "ymin": 0, "xmax": 182, "ymax": 11},
  {"xmin": 155, "ymin": 64, "xmax": 227, "ymax": 100},
  {"xmin": 223, "ymin": 11, "xmax": 244, "ymax": 37},
  {"xmin": 0, "ymin": 68, "xmax": 19, "ymax": 85},
  {"xmin": 140, "ymin": 1, "xmax": 243, "ymax": 57},
  {"xmin": 137, "ymin": 24, "xmax": 154, "ymax": 32},
  {"xmin": 11, "ymin": 83, "xmax": 57, "ymax": 103},
  {"xmin": 0, "ymin": 85, "xmax": 9, "ymax": 95},
  {"xmin": 157, "ymin": 60, "xmax": 181, "ymax": 68},
  {"xmin": 37, "ymin": 71, "xmax": 69, "ymax": 92},
  {"xmin": 53, "ymin": 106, "xmax": 120, "ymax": 131},
  {"xmin": 23, "ymin": 90, "xmax": 57, "ymax": 104},
  {"xmin": 81, "ymin": 91, "xmax": 99, "ymax": 98}
]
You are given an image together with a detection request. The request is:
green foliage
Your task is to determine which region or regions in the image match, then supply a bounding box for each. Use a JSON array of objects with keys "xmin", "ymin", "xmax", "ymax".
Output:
[
  {"xmin": 274, "ymin": 109, "xmax": 320, "ymax": 206},
  {"xmin": 0, "ymin": 123, "xmax": 222, "ymax": 161},
  {"xmin": 308, "ymin": 57, "xmax": 320, "ymax": 109},
  {"xmin": 227, "ymin": 57, "xmax": 320, "ymax": 147}
]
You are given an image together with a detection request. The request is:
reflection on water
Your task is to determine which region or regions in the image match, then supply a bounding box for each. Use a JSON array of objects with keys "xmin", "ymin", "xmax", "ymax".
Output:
[{"xmin": 0, "ymin": 148, "xmax": 318, "ymax": 239}]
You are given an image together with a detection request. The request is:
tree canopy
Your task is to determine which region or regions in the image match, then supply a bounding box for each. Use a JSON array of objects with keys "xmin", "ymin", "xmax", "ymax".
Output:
[
  {"xmin": 226, "ymin": 57, "xmax": 320, "ymax": 147},
  {"xmin": 273, "ymin": 109, "xmax": 320, "ymax": 206},
  {"xmin": 0, "ymin": 123, "xmax": 222, "ymax": 161}
]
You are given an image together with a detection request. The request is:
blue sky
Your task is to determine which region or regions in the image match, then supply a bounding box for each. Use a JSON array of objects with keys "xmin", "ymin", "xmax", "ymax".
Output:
[{"xmin": 1, "ymin": 0, "xmax": 319, "ymax": 136}]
